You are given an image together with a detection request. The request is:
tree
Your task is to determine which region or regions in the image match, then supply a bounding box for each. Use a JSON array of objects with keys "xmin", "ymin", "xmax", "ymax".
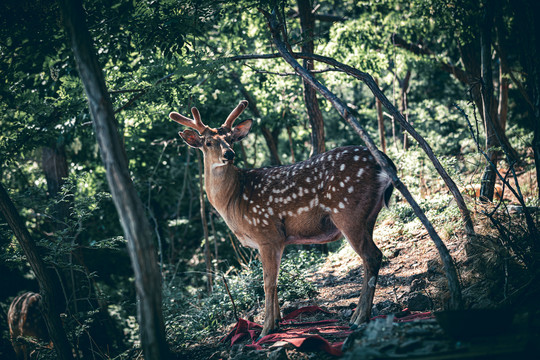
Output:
[{"xmin": 58, "ymin": 0, "xmax": 170, "ymax": 358}]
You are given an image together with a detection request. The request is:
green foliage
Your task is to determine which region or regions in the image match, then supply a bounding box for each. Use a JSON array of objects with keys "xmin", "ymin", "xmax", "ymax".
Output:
[
  {"xmin": 0, "ymin": 0, "xmax": 537, "ymax": 356},
  {"xmin": 163, "ymin": 249, "xmax": 323, "ymax": 347}
]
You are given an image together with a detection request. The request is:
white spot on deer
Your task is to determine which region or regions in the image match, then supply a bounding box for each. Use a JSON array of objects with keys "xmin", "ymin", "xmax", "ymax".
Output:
[
  {"xmin": 362, "ymin": 157, "xmax": 367, "ymax": 162},
  {"xmin": 340, "ymin": 182, "xmax": 345, "ymax": 188},
  {"xmin": 333, "ymin": 208, "xmax": 339, "ymax": 213},
  {"xmin": 348, "ymin": 186, "xmax": 354, "ymax": 193},
  {"xmin": 264, "ymin": 213, "xmax": 269, "ymax": 219},
  {"xmin": 304, "ymin": 188, "xmax": 310, "ymax": 195},
  {"xmin": 354, "ymin": 155, "xmax": 360, "ymax": 161},
  {"xmin": 268, "ymin": 208, "xmax": 274, "ymax": 215},
  {"xmin": 330, "ymin": 175, "xmax": 335, "ymax": 181},
  {"xmin": 292, "ymin": 193, "xmax": 297, "ymax": 199},
  {"xmin": 354, "ymin": 148, "xmax": 360, "ymax": 152},
  {"xmin": 339, "ymin": 202, "xmax": 345, "ymax": 209},
  {"xmin": 262, "ymin": 219, "xmax": 269, "ymax": 226},
  {"xmin": 269, "ymin": 195, "xmax": 273, "ymax": 202},
  {"xmin": 252, "ymin": 206, "xmax": 257, "ymax": 213},
  {"xmin": 357, "ymin": 168, "xmax": 365, "ymax": 177},
  {"xmin": 288, "ymin": 211, "xmax": 293, "ymax": 216},
  {"xmin": 340, "ymin": 163, "xmax": 346, "ymax": 171},
  {"xmin": 243, "ymin": 193, "xmax": 249, "ymax": 201},
  {"xmin": 343, "ymin": 197, "xmax": 348, "ymax": 203},
  {"xmin": 326, "ymin": 193, "xmax": 332, "ymax": 199},
  {"xmin": 286, "ymin": 196, "xmax": 291, "ymax": 203},
  {"xmin": 306, "ymin": 177, "xmax": 311, "ymax": 183},
  {"xmin": 345, "ymin": 176, "xmax": 350, "ymax": 182}
]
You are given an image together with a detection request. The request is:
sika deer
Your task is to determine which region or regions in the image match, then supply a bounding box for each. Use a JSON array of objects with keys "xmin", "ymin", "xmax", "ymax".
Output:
[
  {"xmin": 170, "ymin": 100, "xmax": 395, "ymax": 337},
  {"xmin": 8, "ymin": 292, "xmax": 51, "ymax": 360}
]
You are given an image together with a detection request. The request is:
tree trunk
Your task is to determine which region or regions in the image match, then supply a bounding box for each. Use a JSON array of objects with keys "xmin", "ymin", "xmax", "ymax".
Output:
[
  {"xmin": 58, "ymin": 1, "xmax": 170, "ymax": 358},
  {"xmin": 265, "ymin": 10, "xmax": 463, "ymax": 311},
  {"xmin": 479, "ymin": 1, "xmax": 498, "ymax": 202},
  {"xmin": 400, "ymin": 70, "xmax": 412, "ymax": 150},
  {"xmin": 375, "ymin": 78, "xmax": 387, "ymax": 153},
  {"xmin": 198, "ymin": 151, "xmax": 213, "ymax": 294},
  {"xmin": 512, "ymin": 0, "xmax": 540, "ymax": 200},
  {"xmin": 42, "ymin": 145, "xmax": 70, "ymax": 222},
  {"xmin": 231, "ymin": 72, "xmax": 282, "ymax": 165},
  {"xmin": 297, "ymin": 0, "xmax": 325, "ymax": 156},
  {"xmin": 0, "ymin": 183, "xmax": 73, "ymax": 360}
]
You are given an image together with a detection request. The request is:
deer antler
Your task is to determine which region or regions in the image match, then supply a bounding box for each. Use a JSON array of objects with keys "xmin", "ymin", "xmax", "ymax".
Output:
[
  {"xmin": 222, "ymin": 100, "xmax": 249, "ymax": 129},
  {"xmin": 169, "ymin": 107, "xmax": 208, "ymax": 134}
]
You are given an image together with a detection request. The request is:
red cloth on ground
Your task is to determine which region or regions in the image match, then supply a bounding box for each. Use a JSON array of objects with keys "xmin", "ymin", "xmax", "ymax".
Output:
[
  {"xmin": 222, "ymin": 306, "xmax": 434, "ymax": 357},
  {"xmin": 221, "ymin": 306, "xmax": 350, "ymax": 356}
]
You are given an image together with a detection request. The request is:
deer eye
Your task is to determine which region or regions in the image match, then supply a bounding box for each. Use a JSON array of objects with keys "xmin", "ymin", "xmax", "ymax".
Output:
[{"xmin": 205, "ymin": 141, "xmax": 213, "ymax": 147}]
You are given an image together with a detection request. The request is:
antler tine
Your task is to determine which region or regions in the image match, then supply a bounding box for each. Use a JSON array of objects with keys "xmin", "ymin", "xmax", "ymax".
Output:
[
  {"xmin": 222, "ymin": 100, "xmax": 249, "ymax": 129},
  {"xmin": 169, "ymin": 107, "xmax": 208, "ymax": 134}
]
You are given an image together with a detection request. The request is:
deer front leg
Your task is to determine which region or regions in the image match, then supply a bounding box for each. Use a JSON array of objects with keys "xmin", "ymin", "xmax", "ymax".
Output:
[
  {"xmin": 259, "ymin": 244, "xmax": 284, "ymax": 338},
  {"xmin": 348, "ymin": 233, "xmax": 382, "ymax": 329}
]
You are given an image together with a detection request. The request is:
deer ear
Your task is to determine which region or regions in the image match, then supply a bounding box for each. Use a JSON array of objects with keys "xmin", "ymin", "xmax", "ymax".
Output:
[
  {"xmin": 231, "ymin": 119, "xmax": 253, "ymax": 142},
  {"xmin": 179, "ymin": 129, "xmax": 203, "ymax": 148}
]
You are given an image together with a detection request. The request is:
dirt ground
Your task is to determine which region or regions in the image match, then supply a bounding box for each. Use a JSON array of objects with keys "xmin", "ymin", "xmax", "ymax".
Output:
[{"xmin": 175, "ymin": 215, "xmax": 540, "ymax": 360}]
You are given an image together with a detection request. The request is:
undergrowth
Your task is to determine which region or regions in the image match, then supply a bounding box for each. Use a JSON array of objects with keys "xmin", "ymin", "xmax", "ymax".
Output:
[{"xmin": 163, "ymin": 249, "xmax": 323, "ymax": 350}]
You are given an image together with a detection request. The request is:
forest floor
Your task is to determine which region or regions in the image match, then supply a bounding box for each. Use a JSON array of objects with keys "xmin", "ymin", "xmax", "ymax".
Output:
[
  {"xmin": 175, "ymin": 215, "xmax": 540, "ymax": 360},
  {"xmin": 176, "ymin": 168, "xmax": 540, "ymax": 359}
]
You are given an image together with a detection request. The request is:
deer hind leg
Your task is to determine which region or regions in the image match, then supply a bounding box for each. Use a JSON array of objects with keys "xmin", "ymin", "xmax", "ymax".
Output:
[
  {"xmin": 337, "ymin": 215, "xmax": 382, "ymax": 329},
  {"xmin": 259, "ymin": 243, "xmax": 284, "ymax": 338}
]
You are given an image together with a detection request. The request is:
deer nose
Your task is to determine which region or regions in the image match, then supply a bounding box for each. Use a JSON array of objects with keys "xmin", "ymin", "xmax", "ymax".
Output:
[{"xmin": 223, "ymin": 149, "xmax": 235, "ymax": 161}]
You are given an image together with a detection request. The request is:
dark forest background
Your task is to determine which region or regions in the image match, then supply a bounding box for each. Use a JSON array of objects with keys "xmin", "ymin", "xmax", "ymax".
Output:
[{"xmin": 0, "ymin": 0, "xmax": 538, "ymax": 359}]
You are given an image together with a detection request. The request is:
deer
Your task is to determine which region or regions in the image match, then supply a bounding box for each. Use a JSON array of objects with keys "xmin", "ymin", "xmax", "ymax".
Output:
[
  {"xmin": 8, "ymin": 292, "xmax": 51, "ymax": 360},
  {"xmin": 169, "ymin": 100, "xmax": 395, "ymax": 337}
]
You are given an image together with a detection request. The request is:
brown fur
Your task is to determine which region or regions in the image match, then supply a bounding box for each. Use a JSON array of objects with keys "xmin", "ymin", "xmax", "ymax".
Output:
[{"xmin": 8, "ymin": 292, "xmax": 50, "ymax": 360}]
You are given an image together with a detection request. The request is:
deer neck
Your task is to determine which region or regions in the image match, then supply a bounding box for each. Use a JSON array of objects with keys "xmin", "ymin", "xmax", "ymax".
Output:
[{"xmin": 203, "ymin": 160, "xmax": 241, "ymax": 212}]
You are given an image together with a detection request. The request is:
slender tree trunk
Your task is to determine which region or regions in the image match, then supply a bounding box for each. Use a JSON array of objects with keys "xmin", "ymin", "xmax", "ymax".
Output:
[
  {"xmin": 265, "ymin": 10, "xmax": 463, "ymax": 311},
  {"xmin": 479, "ymin": 1, "xmax": 498, "ymax": 202},
  {"xmin": 400, "ymin": 70, "xmax": 412, "ymax": 150},
  {"xmin": 498, "ymin": 61, "xmax": 509, "ymax": 134},
  {"xmin": 42, "ymin": 144, "xmax": 70, "ymax": 222},
  {"xmin": 297, "ymin": 0, "xmax": 325, "ymax": 156},
  {"xmin": 298, "ymin": 0, "xmax": 327, "ymax": 253},
  {"xmin": 231, "ymin": 72, "xmax": 282, "ymax": 165},
  {"xmin": 512, "ymin": 0, "xmax": 540, "ymax": 200},
  {"xmin": 375, "ymin": 78, "xmax": 387, "ymax": 153},
  {"xmin": 0, "ymin": 183, "xmax": 73, "ymax": 360},
  {"xmin": 197, "ymin": 151, "xmax": 213, "ymax": 294},
  {"xmin": 58, "ymin": 1, "xmax": 170, "ymax": 358}
]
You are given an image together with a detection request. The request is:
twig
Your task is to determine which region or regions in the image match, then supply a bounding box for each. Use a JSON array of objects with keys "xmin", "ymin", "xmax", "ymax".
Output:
[{"xmin": 221, "ymin": 274, "xmax": 238, "ymax": 321}]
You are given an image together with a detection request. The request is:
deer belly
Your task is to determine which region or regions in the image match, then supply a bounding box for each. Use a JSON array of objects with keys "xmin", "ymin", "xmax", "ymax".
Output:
[
  {"xmin": 285, "ymin": 227, "xmax": 342, "ymax": 245},
  {"xmin": 236, "ymin": 233, "xmax": 260, "ymax": 250}
]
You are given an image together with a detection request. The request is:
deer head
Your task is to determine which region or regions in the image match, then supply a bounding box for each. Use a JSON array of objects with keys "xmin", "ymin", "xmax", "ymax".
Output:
[{"xmin": 169, "ymin": 100, "xmax": 253, "ymax": 170}]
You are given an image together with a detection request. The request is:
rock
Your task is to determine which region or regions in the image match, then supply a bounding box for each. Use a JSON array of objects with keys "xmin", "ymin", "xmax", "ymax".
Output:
[
  {"xmin": 268, "ymin": 346, "xmax": 288, "ymax": 360},
  {"xmin": 372, "ymin": 299, "xmax": 401, "ymax": 316},
  {"xmin": 396, "ymin": 339, "xmax": 423, "ymax": 354},
  {"xmin": 427, "ymin": 258, "xmax": 442, "ymax": 274},
  {"xmin": 406, "ymin": 292, "xmax": 432, "ymax": 311},
  {"xmin": 410, "ymin": 278, "xmax": 426, "ymax": 292}
]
